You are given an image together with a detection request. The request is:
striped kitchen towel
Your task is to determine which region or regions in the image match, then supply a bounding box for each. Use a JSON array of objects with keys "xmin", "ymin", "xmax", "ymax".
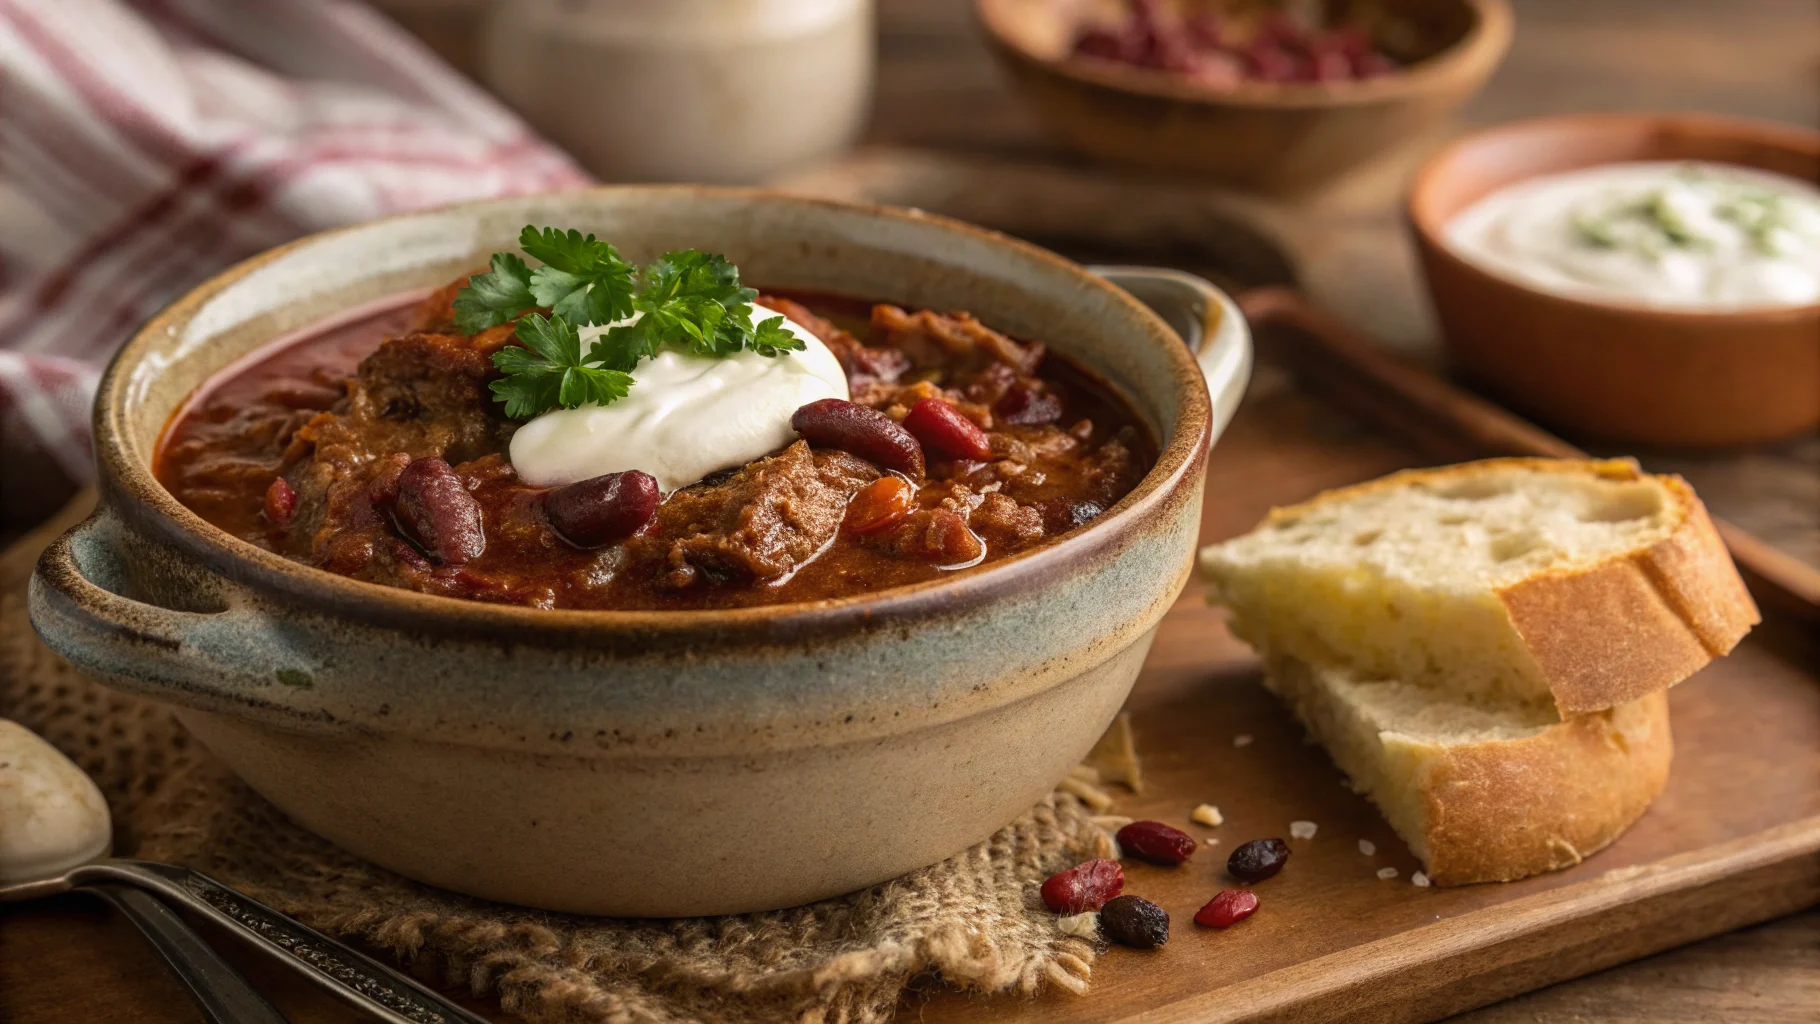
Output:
[{"xmin": 0, "ymin": 0, "xmax": 588, "ymax": 525}]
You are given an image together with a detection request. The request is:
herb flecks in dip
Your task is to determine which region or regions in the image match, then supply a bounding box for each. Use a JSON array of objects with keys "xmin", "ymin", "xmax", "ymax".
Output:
[
  {"xmin": 1446, "ymin": 161, "xmax": 1820, "ymax": 310},
  {"xmin": 156, "ymin": 264, "xmax": 1152, "ymax": 611}
]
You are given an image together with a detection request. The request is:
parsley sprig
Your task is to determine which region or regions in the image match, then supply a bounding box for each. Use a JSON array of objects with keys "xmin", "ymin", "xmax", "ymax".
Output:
[{"xmin": 453, "ymin": 226, "xmax": 804, "ymax": 419}]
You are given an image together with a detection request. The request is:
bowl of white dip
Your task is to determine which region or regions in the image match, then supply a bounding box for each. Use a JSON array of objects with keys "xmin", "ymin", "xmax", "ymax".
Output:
[{"xmin": 1410, "ymin": 113, "xmax": 1820, "ymax": 447}]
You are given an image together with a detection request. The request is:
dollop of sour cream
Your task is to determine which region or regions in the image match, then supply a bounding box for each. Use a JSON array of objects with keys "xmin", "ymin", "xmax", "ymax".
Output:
[
  {"xmin": 509, "ymin": 304, "xmax": 848, "ymax": 493},
  {"xmin": 1445, "ymin": 161, "xmax": 1820, "ymax": 310}
]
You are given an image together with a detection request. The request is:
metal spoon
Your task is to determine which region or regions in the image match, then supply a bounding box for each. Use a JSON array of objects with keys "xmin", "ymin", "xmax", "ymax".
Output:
[{"xmin": 0, "ymin": 719, "xmax": 491, "ymax": 1024}]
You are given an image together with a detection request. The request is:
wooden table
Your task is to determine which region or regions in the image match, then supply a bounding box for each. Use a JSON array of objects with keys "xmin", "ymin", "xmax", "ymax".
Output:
[{"xmin": 3, "ymin": 1, "xmax": 1817, "ymax": 1021}]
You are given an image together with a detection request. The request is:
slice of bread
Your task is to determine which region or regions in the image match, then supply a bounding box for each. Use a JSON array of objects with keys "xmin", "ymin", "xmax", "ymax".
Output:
[
  {"xmin": 1198, "ymin": 458, "xmax": 1758, "ymax": 715},
  {"xmin": 1264, "ymin": 654, "xmax": 1672, "ymax": 885}
]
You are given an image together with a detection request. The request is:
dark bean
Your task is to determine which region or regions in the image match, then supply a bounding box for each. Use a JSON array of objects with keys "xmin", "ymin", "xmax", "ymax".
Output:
[
  {"xmin": 903, "ymin": 397, "xmax": 993, "ymax": 461},
  {"xmin": 543, "ymin": 470, "xmax": 661, "ymax": 548},
  {"xmin": 1099, "ymin": 894, "xmax": 1169, "ymax": 949},
  {"xmin": 1227, "ymin": 838, "xmax": 1291, "ymax": 883},
  {"xmin": 792, "ymin": 399, "xmax": 925, "ymax": 479},
  {"xmin": 995, "ymin": 383, "xmax": 1063, "ymax": 426},
  {"xmin": 391, "ymin": 457, "xmax": 485, "ymax": 564}
]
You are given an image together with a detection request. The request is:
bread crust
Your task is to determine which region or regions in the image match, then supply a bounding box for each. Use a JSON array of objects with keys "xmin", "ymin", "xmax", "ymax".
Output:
[
  {"xmin": 1241, "ymin": 457, "xmax": 1759, "ymax": 715},
  {"xmin": 1265, "ymin": 654, "xmax": 1673, "ymax": 886},
  {"xmin": 1416, "ymin": 691, "xmax": 1672, "ymax": 884},
  {"xmin": 1497, "ymin": 474, "xmax": 1758, "ymax": 712}
]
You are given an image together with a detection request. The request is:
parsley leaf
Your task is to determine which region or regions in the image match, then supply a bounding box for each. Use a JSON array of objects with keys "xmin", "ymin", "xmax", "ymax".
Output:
[
  {"xmin": 488, "ymin": 313, "xmax": 631, "ymax": 419},
  {"xmin": 748, "ymin": 314, "xmax": 803, "ymax": 356},
  {"xmin": 642, "ymin": 250, "xmax": 755, "ymax": 308},
  {"xmin": 476, "ymin": 229, "xmax": 807, "ymax": 419},
  {"xmin": 519, "ymin": 226, "xmax": 635, "ymax": 327},
  {"xmin": 451, "ymin": 253, "xmax": 534, "ymax": 334}
]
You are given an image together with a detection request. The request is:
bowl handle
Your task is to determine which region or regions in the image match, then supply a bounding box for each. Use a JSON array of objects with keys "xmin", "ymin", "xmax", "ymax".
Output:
[
  {"xmin": 1092, "ymin": 265, "xmax": 1253, "ymax": 439},
  {"xmin": 28, "ymin": 507, "xmax": 310, "ymax": 704}
]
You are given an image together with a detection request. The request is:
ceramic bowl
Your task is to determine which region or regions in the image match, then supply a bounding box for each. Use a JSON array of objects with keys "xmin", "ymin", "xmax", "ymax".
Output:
[
  {"xmin": 1410, "ymin": 113, "xmax": 1820, "ymax": 447},
  {"xmin": 975, "ymin": 0, "xmax": 1512, "ymax": 194},
  {"xmin": 28, "ymin": 188, "xmax": 1250, "ymax": 916},
  {"xmin": 483, "ymin": 0, "xmax": 872, "ymax": 183}
]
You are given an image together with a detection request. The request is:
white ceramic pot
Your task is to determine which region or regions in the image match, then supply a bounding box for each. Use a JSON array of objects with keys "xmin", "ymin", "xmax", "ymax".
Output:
[
  {"xmin": 482, "ymin": 0, "xmax": 874, "ymax": 183},
  {"xmin": 31, "ymin": 188, "xmax": 1251, "ymax": 916}
]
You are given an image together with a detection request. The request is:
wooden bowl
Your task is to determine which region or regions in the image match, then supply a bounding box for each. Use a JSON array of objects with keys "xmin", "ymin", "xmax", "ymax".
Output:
[
  {"xmin": 975, "ymin": 0, "xmax": 1513, "ymax": 194},
  {"xmin": 1409, "ymin": 113, "xmax": 1820, "ymax": 448}
]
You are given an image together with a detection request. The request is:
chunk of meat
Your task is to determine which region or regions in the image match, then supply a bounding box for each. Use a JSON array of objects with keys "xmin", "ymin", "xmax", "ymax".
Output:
[
  {"xmin": 1082, "ymin": 432, "xmax": 1143, "ymax": 505},
  {"xmin": 348, "ymin": 330, "xmax": 517, "ymax": 462},
  {"xmin": 278, "ymin": 329, "xmax": 519, "ymax": 567},
  {"xmin": 630, "ymin": 441, "xmax": 879, "ymax": 589},
  {"xmin": 871, "ymin": 304, "xmax": 1045, "ymax": 376},
  {"xmin": 860, "ymin": 482, "xmax": 987, "ymax": 565},
  {"xmin": 972, "ymin": 492, "xmax": 1045, "ymax": 551}
]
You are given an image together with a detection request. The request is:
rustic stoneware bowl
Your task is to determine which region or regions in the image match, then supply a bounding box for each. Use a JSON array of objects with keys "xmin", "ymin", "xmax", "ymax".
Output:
[
  {"xmin": 29, "ymin": 188, "xmax": 1249, "ymax": 916},
  {"xmin": 1410, "ymin": 113, "xmax": 1820, "ymax": 447},
  {"xmin": 976, "ymin": 0, "xmax": 1512, "ymax": 194}
]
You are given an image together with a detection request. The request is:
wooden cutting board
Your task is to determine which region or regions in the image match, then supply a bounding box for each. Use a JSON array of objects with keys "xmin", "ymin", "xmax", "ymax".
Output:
[{"xmin": 909, "ymin": 292, "xmax": 1820, "ymax": 1024}]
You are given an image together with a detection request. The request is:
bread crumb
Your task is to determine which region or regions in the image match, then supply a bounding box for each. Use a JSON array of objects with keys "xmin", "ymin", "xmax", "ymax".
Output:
[
  {"xmin": 1290, "ymin": 820, "xmax": 1318, "ymax": 840},
  {"xmin": 1233, "ymin": 734, "xmax": 1254, "ymax": 748},
  {"xmin": 1058, "ymin": 775, "xmax": 1115, "ymax": 812},
  {"xmin": 1376, "ymin": 867, "xmax": 1398, "ymax": 880},
  {"xmin": 1358, "ymin": 839, "xmax": 1376, "ymax": 856},
  {"xmin": 1411, "ymin": 871, "xmax": 1431, "ymax": 887},
  {"xmin": 1190, "ymin": 804, "xmax": 1223, "ymax": 827},
  {"xmin": 1056, "ymin": 912, "xmax": 1099, "ymax": 939}
]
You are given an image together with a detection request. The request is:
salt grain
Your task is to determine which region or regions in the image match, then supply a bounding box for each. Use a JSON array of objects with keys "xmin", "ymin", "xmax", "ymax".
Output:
[
  {"xmin": 1358, "ymin": 839, "xmax": 1376, "ymax": 856},
  {"xmin": 1233, "ymin": 734, "xmax": 1254, "ymax": 748},
  {"xmin": 1376, "ymin": 867, "xmax": 1398, "ymax": 880},
  {"xmin": 1289, "ymin": 820, "xmax": 1318, "ymax": 840},
  {"xmin": 1190, "ymin": 803, "xmax": 1224, "ymax": 827},
  {"xmin": 1056, "ymin": 912, "xmax": 1100, "ymax": 939},
  {"xmin": 1411, "ymin": 871, "xmax": 1431, "ymax": 887}
]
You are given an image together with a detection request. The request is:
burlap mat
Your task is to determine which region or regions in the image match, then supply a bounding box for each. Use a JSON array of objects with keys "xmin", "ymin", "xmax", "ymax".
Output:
[{"xmin": 1, "ymin": 498, "xmax": 1120, "ymax": 1024}]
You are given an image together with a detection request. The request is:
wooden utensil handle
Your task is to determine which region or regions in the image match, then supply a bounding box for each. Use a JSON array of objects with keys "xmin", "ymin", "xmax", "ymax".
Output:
[{"xmin": 1236, "ymin": 285, "xmax": 1820, "ymax": 625}]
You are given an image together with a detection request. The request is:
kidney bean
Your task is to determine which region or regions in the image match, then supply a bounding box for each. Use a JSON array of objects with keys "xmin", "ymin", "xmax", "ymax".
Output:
[
  {"xmin": 262, "ymin": 476, "xmax": 296, "ymax": 527},
  {"xmin": 1194, "ymin": 889, "xmax": 1259, "ymax": 929},
  {"xmin": 903, "ymin": 397, "xmax": 993, "ymax": 461},
  {"xmin": 543, "ymin": 470, "xmax": 661, "ymax": 548},
  {"xmin": 792, "ymin": 399, "xmax": 925, "ymax": 479},
  {"xmin": 1116, "ymin": 820, "xmax": 1198, "ymax": 866},
  {"xmin": 994, "ymin": 382, "xmax": 1063, "ymax": 426},
  {"xmin": 844, "ymin": 476, "xmax": 916, "ymax": 534},
  {"xmin": 1041, "ymin": 858, "xmax": 1124, "ymax": 914},
  {"xmin": 1227, "ymin": 838, "xmax": 1291, "ymax": 883},
  {"xmin": 391, "ymin": 457, "xmax": 485, "ymax": 565}
]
